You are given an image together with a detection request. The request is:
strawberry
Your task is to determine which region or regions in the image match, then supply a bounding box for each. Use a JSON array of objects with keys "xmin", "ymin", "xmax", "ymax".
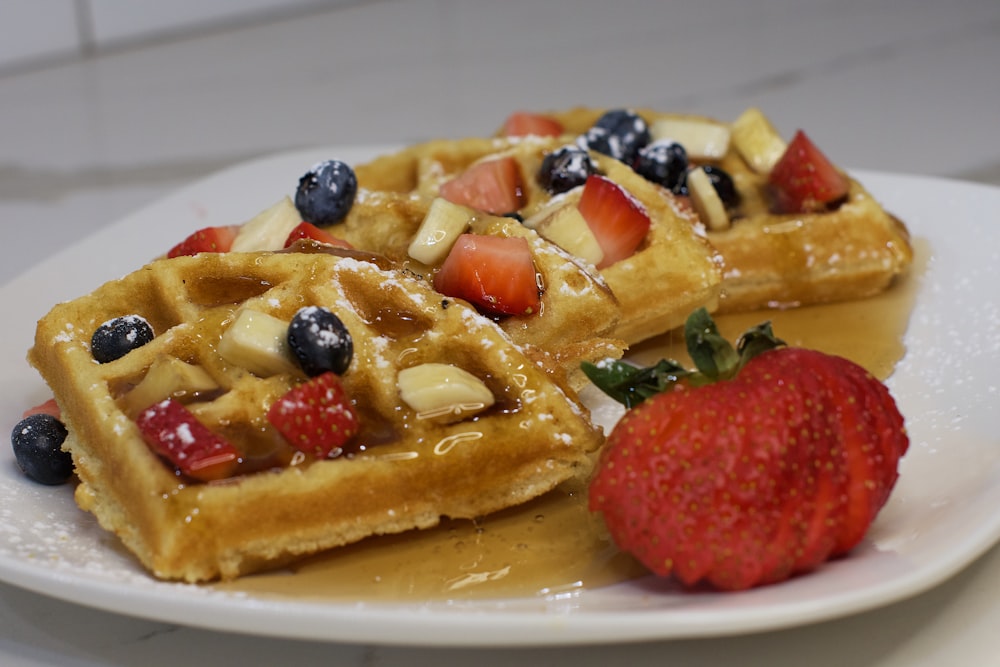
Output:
[
  {"xmin": 135, "ymin": 398, "xmax": 241, "ymax": 482},
  {"xmin": 433, "ymin": 233, "xmax": 541, "ymax": 317},
  {"xmin": 284, "ymin": 221, "xmax": 353, "ymax": 249},
  {"xmin": 501, "ymin": 111, "xmax": 564, "ymax": 138},
  {"xmin": 22, "ymin": 398, "xmax": 60, "ymax": 420},
  {"xmin": 267, "ymin": 372, "xmax": 360, "ymax": 459},
  {"xmin": 439, "ymin": 157, "xmax": 525, "ymax": 215},
  {"xmin": 768, "ymin": 130, "xmax": 850, "ymax": 214},
  {"xmin": 576, "ymin": 174, "xmax": 651, "ymax": 269},
  {"xmin": 583, "ymin": 309, "xmax": 908, "ymax": 591},
  {"xmin": 167, "ymin": 225, "xmax": 240, "ymax": 258}
]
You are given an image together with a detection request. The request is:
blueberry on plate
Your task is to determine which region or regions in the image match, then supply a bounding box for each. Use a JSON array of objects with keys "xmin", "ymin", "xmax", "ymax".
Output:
[
  {"xmin": 578, "ymin": 109, "xmax": 651, "ymax": 164},
  {"xmin": 287, "ymin": 306, "xmax": 353, "ymax": 376},
  {"xmin": 673, "ymin": 165, "xmax": 739, "ymax": 209},
  {"xmin": 295, "ymin": 159, "xmax": 358, "ymax": 227},
  {"xmin": 538, "ymin": 145, "xmax": 596, "ymax": 194},
  {"xmin": 91, "ymin": 315, "xmax": 154, "ymax": 363},
  {"xmin": 11, "ymin": 413, "xmax": 73, "ymax": 485},
  {"xmin": 634, "ymin": 140, "xmax": 688, "ymax": 191}
]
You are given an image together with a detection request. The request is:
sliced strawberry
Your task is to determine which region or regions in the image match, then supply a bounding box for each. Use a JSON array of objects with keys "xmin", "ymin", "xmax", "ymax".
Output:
[
  {"xmin": 768, "ymin": 130, "xmax": 850, "ymax": 214},
  {"xmin": 439, "ymin": 157, "xmax": 525, "ymax": 215},
  {"xmin": 501, "ymin": 111, "xmax": 564, "ymax": 138},
  {"xmin": 585, "ymin": 310, "xmax": 908, "ymax": 591},
  {"xmin": 433, "ymin": 234, "xmax": 540, "ymax": 317},
  {"xmin": 284, "ymin": 221, "xmax": 353, "ymax": 249},
  {"xmin": 22, "ymin": 398, "xmax": 61, "ymax": 420},
  {"xmin": 576, "ymin": 174, "xmax": 651, "ymax": 269},
  {"xmin": 135, "ymin": 398, "xmax": 240, "ymax": 482},
  {"xmin": 267, "ymin": 372, "xmax": 360, "ymax": 459},
  {"xmin": 167, "ymin": 225, "xmax": 241, "ymax": 258}
]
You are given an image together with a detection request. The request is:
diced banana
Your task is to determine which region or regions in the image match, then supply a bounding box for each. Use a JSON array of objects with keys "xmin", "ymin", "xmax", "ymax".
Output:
[
  {"xmin": 408, "ymin": 198, "xmax": 473, "ymax": 265},
  {"xmin": 230, "ymin": 196, "xmax": 302, "ymax": 252},
  {"xmin": 730, "ymin": 107, "xmax": 788, "ymax": 174},
  {"xmin": 521, "ymin": 188, "xmax": 583, "ymax": 229},
  {"xmin": 218, "ymin": 309, "xmax": 300, "ymax": 377},
  {"xmin": 121, "ymin": 356, "xmax": 219, "ymax": 415},
  {"xmin": 687, "ymin": 167, "xmax": 731, "ymax": 231},
  {"xmin": 397, "ymin": 363, "xmax": 495, "ymax": 422},
  {"xmin": 538, "ymin": 206, "xmax": 605, "ymax": 266},
  {"xmin": 650, "ymin": 118, "xmax": 731, "ymax": 161}
]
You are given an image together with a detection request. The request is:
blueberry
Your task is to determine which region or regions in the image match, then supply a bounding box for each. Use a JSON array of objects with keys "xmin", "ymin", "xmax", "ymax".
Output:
[
  {"xmin": 11, "ymin": 413, "xmax": 73, "ymax": 485},
  {"xmin": 634, "ymin": 140, "xmax": 688, "ymax": 191},
  {"xmin": 673, "ymin": 165, "xmax": 739, "ymax": 209},
  {"xmin": 295, "ymin": 159, "xmax": 358, "ymax": 227},
  {"xmin": 91, "ymin": 315, "xmax": 154, "ymax": 363},
  {"xmin": 287, "ymin": 306, "xmax": 353, "ymax": 376},
  {"xmin": 577, "ymin": 109, "xmax": 651, "ymax": 164},
  {"xmin": 538, "ymin": 145, "xmax": 596, "ymax": 194}
]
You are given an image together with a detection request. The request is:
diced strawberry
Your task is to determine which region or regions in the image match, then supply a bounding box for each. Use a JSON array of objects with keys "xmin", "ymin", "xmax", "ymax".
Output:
[
  {"xmin": 768, "ymin": 130, "xmax": 850, "ymax": 213},
  {"xmin": 439, "ymin": 157, "xmax": 525, "ymax": 215},
  {"xmin": 22, "ymin": 398, "xmax": 60, "ymax": 420},
  {"xmin": 135, "ymin": 398, "xmax": 241, "ymax": 482},
  {"xmin": 284, "ymin": 221, "xmax": 353, "ymax": 249},
  {"xmin": 267, "ymin": 372, "xmax": 360, "ymax": 459},
  {"xmin": 433, "ymin": 234, "xmax": 540, "ymax": 317},
  {"xmin": 501, "ymin": 111, "xmax": 564, "ymax": 138},
  {"xmin": 167, "ymin": 225, "xmax": 241, "ymax": 258},
  {"xmin": 576, "ymin": 174, "xmax": 651, "ymax": 269}
]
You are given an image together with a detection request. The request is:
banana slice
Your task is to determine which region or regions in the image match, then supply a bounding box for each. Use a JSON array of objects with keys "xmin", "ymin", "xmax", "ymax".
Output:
[
  {"xmin": 731, "ymin": 107, "xmax": 788, "ymax": 174},
  {"xmin": 687, "ymin": 167, "xmax": 731, "ymax": 231},
  {"xmin": 218, "ymin": 309, "xmax": 300, "ymax": 377},
  {"xmin": 408, "ymin": 198, "xmax": 473, "ymax": 265},
  {"xmin": 230, "ymin": 197, "xmax": 302, "ymax": 252},
  {"xmin": 397, "ymin": 363, "xmax": 495, "ymax": 422},
  {"xmin": 650, "ymin": 118, "xmax": 731, "ymax": 161}
]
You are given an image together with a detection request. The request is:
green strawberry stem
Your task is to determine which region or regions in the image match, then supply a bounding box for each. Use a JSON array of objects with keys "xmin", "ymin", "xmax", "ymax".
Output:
[{"xmin": 582, "ymin": 307, "xmax": 785, "ymax": 408}]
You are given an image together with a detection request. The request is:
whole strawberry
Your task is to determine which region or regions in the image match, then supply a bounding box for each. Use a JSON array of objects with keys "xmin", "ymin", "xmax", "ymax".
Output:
[{"xmin": 583, "ymin": 309, "xmax": 908, "ymax": 591}]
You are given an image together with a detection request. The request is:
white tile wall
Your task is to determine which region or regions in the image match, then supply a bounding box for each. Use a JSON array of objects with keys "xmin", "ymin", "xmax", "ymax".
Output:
[{"xmin": 0, "ymin": 0, "xmax": 349, "ymax": 72}]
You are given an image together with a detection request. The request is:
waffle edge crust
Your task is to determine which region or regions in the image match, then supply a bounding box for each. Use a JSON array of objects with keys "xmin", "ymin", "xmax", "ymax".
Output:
[{"xmin": 28, "ymin": 251, "xmax": 603, "ymax": 582}]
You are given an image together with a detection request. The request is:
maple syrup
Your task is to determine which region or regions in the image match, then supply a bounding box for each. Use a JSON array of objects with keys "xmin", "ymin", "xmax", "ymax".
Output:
[{"xmin": 213, "ymin": 242, "xmax": 926, "ymax": 602}]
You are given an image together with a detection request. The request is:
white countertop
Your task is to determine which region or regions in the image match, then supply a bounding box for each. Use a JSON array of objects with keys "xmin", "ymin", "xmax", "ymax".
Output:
[{"xmin": 2, "ymin": 1, "xmax": 999, "ymax": 664}]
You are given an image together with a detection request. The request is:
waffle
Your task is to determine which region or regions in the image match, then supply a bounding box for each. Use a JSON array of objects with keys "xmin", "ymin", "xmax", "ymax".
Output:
[
  {"xmin": 27, "ymin": 248, "xmax": 604, "ymax": 582},
  {"xmin": 536, "ymin": 106, "xmax": 914, "ymax": 312},
  {"xmin": 351, "ymin": 135, "xmax": 724, "ymax": 345}
]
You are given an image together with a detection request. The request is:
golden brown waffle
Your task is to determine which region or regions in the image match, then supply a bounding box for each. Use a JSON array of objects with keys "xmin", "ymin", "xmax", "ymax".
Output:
[
  {"xmin": 350, "ymin": 135, "xmax": 723, "ymax": 345},
  {"xmin": 28, "ymin": 248, "xmax": 603, "ymax": 582},
  {"xmin": 537, "ymin": 106, "xmax": 914, "ymax": 312}
]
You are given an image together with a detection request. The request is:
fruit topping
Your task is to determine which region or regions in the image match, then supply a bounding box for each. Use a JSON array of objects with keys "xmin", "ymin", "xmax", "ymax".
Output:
[
  {"xmin": 439, "ymin": 156, "xmax": 525, "ymax": 215},
  {"xmin": 768, "ymin": 130, "xmax": 850, "ymax": 214},
  {"xmin": 91, "ymin": 315, "xmax": 155, "ymax": 364},
  {"xmin": 537, "ymin": 145, "xmax": 596, "ymax": 195},
  {"xmin": 578, "ymin": 109, "xmax": 651, "ymax": 164},
  {"xmin": 686, "ymin": 166, "xmax": 733, "ymax": 231},
  {"xmin": 295, "ymin": 159, "xmax": 358, "ymax": 227},
  {"xmin": 218, "ymin": 309, "xmax": 300, "ymax": 377},
  {"xmin": 121, "ymin": 357, "xmax": 220, "ymax": 416},
  {"xmin": 649, "ymin": 117, "xmax": 731, "ymax": 161},
  {"xmin": 287, "ymin": 306, "xmax": 354, "ymax": 377},
  {"xmin": 267, "ymin": 372, "xmax": 360, "ymax": 458},
  {"xmin": 231, "ymin": 197, "xmax": 303, "ymax": 252},
  {"xmin": 22, "ymin": 398, "xmax": 60, "ymax": 420},
  {"xmin": 284, "ymin": 222, "xmax": 352, "ymax": 250},
  {"xmin": 633, "ymin": 140, "xmax": 688, "ymax": 191},
  {"xmin": 730, "ymin": 107, "xmax": 788, "ymax": 174},
  {"xmin": 433, "ymin": 234, "xmax": 541, "ymax": 317},
  {"xmin": 397, "ymin": 362, "xmax": 495, "ymax": 422},
  {"xmin": 583, "ymin": 309, "xmax": 908, "ymax": 590},
  {"xmin": 167, "ymin": 225, "xmax": 240, "ymax": 258},
  {"xmin": 136, "ymin": 398, "xmax": 241, "ymax": 482},
  {"xmin": 576, "ymin": 174, "xmax": 651, "ymax": 269},
  {"xmin": 408, "ymin": 198, "xmax": 473, "ymax": 265},
  {"xmin": 536, "ymin": 205, "xmax": 605, "ymax": 267},
  {"xmin": 10, "ymin": 413, "xmax": 73, "ymax": 485},
  {"xmin": 501, "ymin": 111, "xmax": 564, "ymax": 138}
]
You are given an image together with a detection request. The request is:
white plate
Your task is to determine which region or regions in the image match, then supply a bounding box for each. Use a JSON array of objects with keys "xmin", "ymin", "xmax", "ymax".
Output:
[{"xmin": 2, "ymin": 147, "xmax": 999, "ymax": 647}]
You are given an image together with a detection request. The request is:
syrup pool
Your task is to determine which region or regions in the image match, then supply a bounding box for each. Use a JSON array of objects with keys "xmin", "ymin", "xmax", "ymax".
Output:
[{"xmin": 213, "ymin": 242, "xmax": 927, "ymax": 603}]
